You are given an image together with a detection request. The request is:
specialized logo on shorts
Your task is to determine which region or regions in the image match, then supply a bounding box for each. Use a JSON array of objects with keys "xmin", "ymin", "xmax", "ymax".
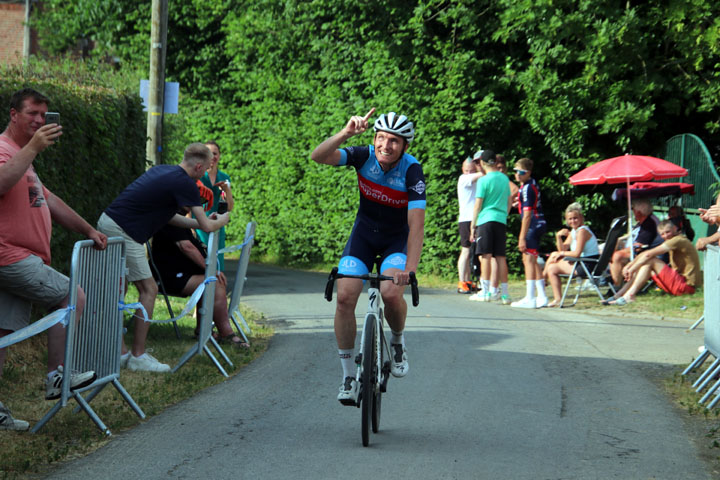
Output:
[
  {"xmin": 340, "ymin": 258, "xmax": 358, "ymax": 269},
  {"xmin": 409, "ymin": 180, "xmax": 426, "ymax": 195},
  {"xmin": 386, "ymin": 255, "xmax": 405, "ymax": 266}
]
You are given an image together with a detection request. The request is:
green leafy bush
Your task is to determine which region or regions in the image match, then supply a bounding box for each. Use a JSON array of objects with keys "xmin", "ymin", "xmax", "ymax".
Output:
[{"xmin": 29, "ymin": 0, "xmax": 720, "ymax": 278}]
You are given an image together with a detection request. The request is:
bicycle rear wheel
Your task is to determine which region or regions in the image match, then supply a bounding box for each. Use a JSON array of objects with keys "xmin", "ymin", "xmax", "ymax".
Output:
[
  {"xmin": 361, "ymin": 315, "xmax": 375, "ymax": 447},
  {"xmin": 372, "ymin": 324, "xmax": 384, "ymax": 433}
]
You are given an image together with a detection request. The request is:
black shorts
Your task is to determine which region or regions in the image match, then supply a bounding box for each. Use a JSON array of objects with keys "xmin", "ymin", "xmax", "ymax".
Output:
[
  {"xmin": 475, "ymin": 222, "xmax": 507, "ymax": 257},
  {"xmin": 458, "ymin": 221, "xmax": 472, "ymax": 248},
  {"xmin": 153, "ymin": 270, "xmax": 194, "ymax": 297},
  {"xmin": 524, "ymin": 220, "xmax": 547, "ymax": 255},
  {"xmin": 338, "ymin": 219, "xmax": 408, "ymax": 275}
]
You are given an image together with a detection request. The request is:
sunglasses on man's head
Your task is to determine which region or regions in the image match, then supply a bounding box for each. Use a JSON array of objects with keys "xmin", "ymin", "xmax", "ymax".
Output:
[{"xmin": 514, "ymin": 169, "xmax": 528, "ymax": 175}]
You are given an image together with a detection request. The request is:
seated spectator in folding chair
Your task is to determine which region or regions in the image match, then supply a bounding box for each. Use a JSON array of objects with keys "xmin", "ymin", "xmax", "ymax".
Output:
[
  {"xmin": 607, "ymin": 220, "xmax": 701, "ymax": 305},
  {"xmin": 609, "ymin": 198, "xmax": 661, "ymax": 289},
  {"xmin": 668, "ymin": 205, "xmax": 695, "ymax": 242},
  {"xmin": 1, "ymin": 88, "xmax": 105, "ymax": 415},
  {"xmin": 151, "ymin": 218, "xmax": 248, "ymax": 348},
  {"xmin": 541, "ymin": 203, "xmax": 599, "ymax": 307}
]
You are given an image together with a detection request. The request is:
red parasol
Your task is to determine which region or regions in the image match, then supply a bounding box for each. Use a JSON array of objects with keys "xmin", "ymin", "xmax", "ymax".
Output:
[
  {"xmin": 569, "ymin": 155, "xmax": 688, "ymax": 185},
  {"xmin": 569, "ymin": 155, "xmax": 689, "ymax": 258}
]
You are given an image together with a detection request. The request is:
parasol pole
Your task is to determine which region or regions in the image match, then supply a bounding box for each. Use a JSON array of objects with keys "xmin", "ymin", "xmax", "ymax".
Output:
[{"xmin": 626, "ymin": 177, "xmax": 634, "ymax": 260}]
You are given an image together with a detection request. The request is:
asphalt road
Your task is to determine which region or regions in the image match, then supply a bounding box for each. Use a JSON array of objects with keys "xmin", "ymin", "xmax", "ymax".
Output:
[{"xmin": 48, "ymin": 263, "xmax": 715, "ymax": 479}]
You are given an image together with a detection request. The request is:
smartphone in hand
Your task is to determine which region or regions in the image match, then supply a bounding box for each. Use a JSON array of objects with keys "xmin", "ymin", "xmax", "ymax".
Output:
[{"xmin": 45, "ymin": 112, "xmax": 60, "ymax": 125}]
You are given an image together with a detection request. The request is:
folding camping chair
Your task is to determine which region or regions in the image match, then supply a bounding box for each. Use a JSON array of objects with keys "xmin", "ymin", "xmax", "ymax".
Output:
[{"xmin": 558, "ymin": 215, "xmax": 627, "ymax": 308}]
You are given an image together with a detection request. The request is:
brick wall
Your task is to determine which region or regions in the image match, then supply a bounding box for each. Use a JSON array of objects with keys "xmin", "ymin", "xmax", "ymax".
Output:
[{"xmin": 0, "ymin": 4, "xmax": 26, "ymax": 65}]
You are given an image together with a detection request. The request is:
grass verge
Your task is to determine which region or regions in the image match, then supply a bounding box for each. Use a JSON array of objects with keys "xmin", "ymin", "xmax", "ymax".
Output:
[
  {"xmin": 0, "ymin": 293, "xmax": 272, "ymax": 479},
  {"xmin": 663, "ymin": 370, "xmax": 720, "ymax": 468}
]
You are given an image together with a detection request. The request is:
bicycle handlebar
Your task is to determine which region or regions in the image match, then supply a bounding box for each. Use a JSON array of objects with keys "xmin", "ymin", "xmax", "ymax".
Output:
[{"xmin": 324, "ymin": 267, "xmax": 420, "ymax": 307}]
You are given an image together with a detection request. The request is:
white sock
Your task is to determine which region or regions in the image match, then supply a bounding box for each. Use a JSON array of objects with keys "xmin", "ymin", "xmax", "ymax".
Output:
[
  {"xmin": 535, "ymin": 279, "xmax": 547, "ymax": 299},
  {"xmin": 339, "ymin": 349, "xmax": 355, "ymax": 379},
  {"xmin": 490, "ymin": 286, "xmax": 498, "ymax": 295},
  {"xmin": 481, "ymin": 279, "xmax": 490, "ymax": 293},
  {"xmin": 501, "ymin": 283, "xmax": 509, "ymax": 296},
  {"xmin": 391, "ymin": 330, "xmax": 404, "ymax": 346},
  {"xmin": 525, "ymin": 280, "xmax": 535, "ymax": 299}
]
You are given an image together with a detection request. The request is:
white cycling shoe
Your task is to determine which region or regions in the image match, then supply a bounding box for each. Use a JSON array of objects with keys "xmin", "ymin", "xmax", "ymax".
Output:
[
  {"xmin": 337, "ymin": 376, "xmax": 359, "ymax": 406},
  {"xmin": 390, "ymin": 344, "xmax": 409, "ymax": 378}
]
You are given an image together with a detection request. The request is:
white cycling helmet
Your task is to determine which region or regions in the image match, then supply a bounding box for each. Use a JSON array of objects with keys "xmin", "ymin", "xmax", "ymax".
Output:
[{"xmin": 373, "ymin": 112, "xmax": 415, "ymax": 144}]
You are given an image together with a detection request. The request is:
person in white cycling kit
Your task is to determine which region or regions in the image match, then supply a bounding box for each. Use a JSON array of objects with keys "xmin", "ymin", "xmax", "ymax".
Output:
[{"xmin": 311, "ymin": 109, "xmax": 426, "ymax": 405}]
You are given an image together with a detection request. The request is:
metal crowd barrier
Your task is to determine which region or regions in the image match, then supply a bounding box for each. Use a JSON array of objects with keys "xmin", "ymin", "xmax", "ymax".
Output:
[
  {"xmin": 682, "ymin": 244, "xmax": 720, "ymax": 408},
  {"xmin": 33, "ymin": 237, "xmax": 145, "ymax": 434},
  {"xmin": 219, "ymin": 221, "xmax": 257, "ymax": 344},
  {"xmin": 172, "ymin": 231, "xmax": 233, "ymax": 377}
]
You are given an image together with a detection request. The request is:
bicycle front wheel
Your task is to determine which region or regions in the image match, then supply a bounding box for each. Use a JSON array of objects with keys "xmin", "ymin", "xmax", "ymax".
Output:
[
  {"xmin": 372, "ymin": 323, "xmax": 384, "ymax": 433},
  {"xmin": 361, "ymin": 314, "xmax": 376, "ymax": 447}
]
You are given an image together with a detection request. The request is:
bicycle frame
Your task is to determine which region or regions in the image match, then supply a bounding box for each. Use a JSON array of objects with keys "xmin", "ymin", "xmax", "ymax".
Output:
[
  {"xmin": 324, "ymin": 265, "xmax": 418, "ymax": 446},
  {"xmin": 354, "ymin": 276, "xmax": 390, "ymax": 397}
]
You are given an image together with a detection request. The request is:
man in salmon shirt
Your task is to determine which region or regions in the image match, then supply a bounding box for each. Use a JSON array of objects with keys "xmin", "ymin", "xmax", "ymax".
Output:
[{"xmin": 0, "ymin": 88, "xmax": 106, "ymax": 420}]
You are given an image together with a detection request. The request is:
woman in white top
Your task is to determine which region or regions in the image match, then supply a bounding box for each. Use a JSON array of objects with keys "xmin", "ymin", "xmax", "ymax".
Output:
[{"xmin": 542, "ymin": 202, "xmax": 599, "ymax": 307}]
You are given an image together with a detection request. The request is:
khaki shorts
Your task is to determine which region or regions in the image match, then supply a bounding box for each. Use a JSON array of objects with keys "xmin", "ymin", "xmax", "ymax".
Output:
[
  {"xmin": 0, "ymin": 255, "xmax": 69, "ymax": 331},
  {"xmin": 97, "ymin": 212, "xmax": 152, "ymax": 282}
]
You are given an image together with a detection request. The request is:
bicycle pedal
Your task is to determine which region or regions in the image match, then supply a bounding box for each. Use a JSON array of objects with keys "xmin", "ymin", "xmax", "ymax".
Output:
[{"xmin": 339, "ymin": 398, "xmax": 358, "ymax": 407}]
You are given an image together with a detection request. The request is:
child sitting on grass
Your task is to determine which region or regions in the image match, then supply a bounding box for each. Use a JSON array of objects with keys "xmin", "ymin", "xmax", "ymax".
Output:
[{"xmin": 608, "ymin": 219, "xmax": 701, "ymax": 305}]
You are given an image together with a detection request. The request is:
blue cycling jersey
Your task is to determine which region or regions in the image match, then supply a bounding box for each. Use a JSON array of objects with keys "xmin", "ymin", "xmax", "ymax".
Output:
[
  {"xmin": 518, "ymin": 177, "xmax": 545, "ymax": 228},
  {"xmin": 338, "ymin": 145, "xmax": 426, "ymax": 233}
]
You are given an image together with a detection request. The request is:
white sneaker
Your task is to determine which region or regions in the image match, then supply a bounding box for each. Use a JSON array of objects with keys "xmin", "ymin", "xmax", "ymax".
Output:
[
  {"xmin": 45, "ymin": 366, "xmax": 97, "ymax": 400},
  {"xmin": 489, "ymin": 292, "xmax": 501, "ymax": 301},
  {"xmin": 390, "ymin": 344, "xmax": 409, "ymax": 377},
  {"xmin": 470, "ymin": 292, "xmax": 492, "ymax": 302},
  {"xmin": 511, "ymin": 297, "xmax": 537, "ymax": 309},
  {"xmin": 536, "ymin": 296, "xmax": 549, "ymax": 308},
  {"xmin": 127, "ymin": 352, "xmax": 171, "ymax": 373},
  {"xmin": 0, "ymin": 401, "xmax": 29, "ymax": 431},
  {"xmin": 120, "ymin": 351, "xmax": 131, "ymax": 368},
  {"xmin": 337, "ymin": 376, "xmax": 359, "ymax": 405}
]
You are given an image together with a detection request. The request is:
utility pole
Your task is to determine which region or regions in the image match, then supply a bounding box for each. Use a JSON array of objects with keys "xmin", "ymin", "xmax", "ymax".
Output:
[
  {"xmin": 23, "ymin": 0, "xmax": 31, "ymax": 62},
  {"xmin": 146, "ymin": 0, "xmax": 169, "ymax": 165}
]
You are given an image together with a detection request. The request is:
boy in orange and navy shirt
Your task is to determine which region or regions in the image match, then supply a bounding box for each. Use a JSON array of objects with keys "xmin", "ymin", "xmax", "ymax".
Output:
[{"xmin": 511, "ymin": 158, "xmax": 548, "ymax": 309}]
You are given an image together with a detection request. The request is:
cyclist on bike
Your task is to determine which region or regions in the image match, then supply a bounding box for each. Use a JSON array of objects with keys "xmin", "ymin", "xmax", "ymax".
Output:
[{"xmin": 311, "ymin": 108, "xmax": 426, "ymax": 405}]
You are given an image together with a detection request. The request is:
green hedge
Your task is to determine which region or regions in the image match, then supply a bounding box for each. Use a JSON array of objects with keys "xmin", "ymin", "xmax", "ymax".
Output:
[
  {"xmin": 30, "ymin": 0, "xmax": 720, "ymax": 278},
  {"xmin": 0, "ymin": 60, "xmax": 147, "ymax": 273}
]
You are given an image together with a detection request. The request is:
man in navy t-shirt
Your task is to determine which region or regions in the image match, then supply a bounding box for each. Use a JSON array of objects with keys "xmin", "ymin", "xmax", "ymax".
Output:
[
  {"xmin": 311, "ymin": 109, "xmax": 426, "ymax": 405},
  {"xmin": 97, "ymin": 143, "xmax": 229, "ymax": 372}
]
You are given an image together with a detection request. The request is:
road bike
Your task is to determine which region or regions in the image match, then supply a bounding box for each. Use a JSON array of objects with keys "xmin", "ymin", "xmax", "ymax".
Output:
[{"xmin": 325, "ymin": 262, "xmax": 419, "ymax": 447}]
